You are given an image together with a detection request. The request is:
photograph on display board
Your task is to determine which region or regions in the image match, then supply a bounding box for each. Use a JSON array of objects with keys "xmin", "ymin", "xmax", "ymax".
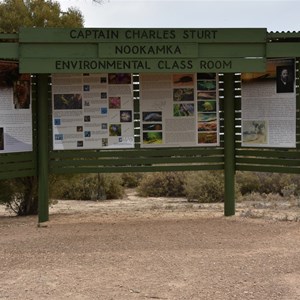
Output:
[
  {"xmin": 197, "ymin": 80, "xmax": 216, "ymax": 91},
  {"xmin": 142, "ymin": 111, "xmax": 162, "ymax": 122},
  {"xmin": 197, "ymin": 91, "xmax": 216, "ymax": 100},
  {"xmin": 143, "ymin": 123, "xmax": 163, "ymax": 131},
  {"xmin": 109, "ymin": 124, "xmax": 121, "ymax": 136},
  {"xmin": 173, "ymin": 88, "xmax": 194, "ymax": 101},
  {"xmin": 173, "ymin": 103, "xmax": 194, "ymax": 117},
  {"xmin": 198, "ymin": 121, "xmax": 217, "ymax": 132},
  {"xmin": 173, "ymin": 74, "xmax": 194, "ymax": 86},
  {"xmin": 198, "ymin": 100, "xmax": 217, "ymax": 113},
  {"xmin": 0, "ymin": 60, "xmax": 18, "ymax": 88},
  {"xmin": 84, "ymin": 131, "xmax": 91, "ymax": 138},
  {"xmin": 55, "ymin": 134, "xmax": 63, "ymax": 141},
  {"xmin": 0, "ymin": 62, "xmax": 31, "ymax": 109},
  {"xmin": 102, "ymin": 138, "xmax": 108, "ymax": 147},
  {"xmin": 198, "ymin": 132, "xmax": 217, "ymax": 144},
  {"xmin": 54, "ymin": 93, "xmax": 83, "ymax": 110},
  {"xmin": 100, "ymin": 76, "xmax": 107, "ymax": 84},
  {"xmin": 143, "ymin": 132, "xmax": 163, "ymax": 145},
  {"xmin": 120, "ymin": 110, "xmax": 132, "ymax": 122},
  {"xmin": 109, "ymin": 97, "xmax": 121, "ymax": 109},
  {"xmin": 198, "ymin": 112, "xmax": 217, "ymax": 122},
  {"xmin": 242, "ymin": 120, "xmax": 268, "ymax": 144},
  {"xmin": 14, "ymin": 74, "xmax": 31, "ymax": 109},
  {"xmin": 276, "ymin": 65, "xmax": 294, "ymax": 93},
  {"xmin": 108, "ymin": 73, "xmax": 131, "ymax": 84}
]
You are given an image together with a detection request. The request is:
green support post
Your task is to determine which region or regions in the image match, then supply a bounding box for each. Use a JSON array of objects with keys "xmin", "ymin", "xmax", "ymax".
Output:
[
  {"xmin": 37, "ymin": 74, "xmax": 49, "ymax": 223},
  {"xmin": 223, "ymin": 73, "xmax": 236, "ymax": 216}
]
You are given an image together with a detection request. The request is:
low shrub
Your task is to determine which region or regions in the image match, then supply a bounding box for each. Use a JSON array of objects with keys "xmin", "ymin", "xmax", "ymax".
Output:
[
  {"xmin": 237, "ymin": 172, "xmax": 300, "ymax": 196},
  {"xmin": 121, "ymin": 172, "xmax": 144, "ymax": 188},
  {"xmin": 0, "ymin": 177, "xmax": 38, "ymax": 215},
  {"xmin": 50, "ymin": 173, "xmax": 124, "ymax": 200},
  {"xmin": 137, "ymin": 172, "xmax": 186, "ymax": 197},
  {"xmin": 184, "ymin": 171, "xmax": 234, "ymax": 203}
]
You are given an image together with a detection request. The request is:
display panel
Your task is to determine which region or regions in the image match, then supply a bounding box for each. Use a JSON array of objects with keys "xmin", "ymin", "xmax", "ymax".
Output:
[
  {"xmin": 140, "ymin": 73, "xmax": 219, "ymax": 147},
  {"xmin": 241, "ymin": 59, "xmax": 296, "ymax": 148},
  {"xmin": 0, "ymin": 61, "xmax": 32, "ymax": 153},
  {"xmin": 52, "ymin": 73, "xmax": 134, "ymax": 150}
]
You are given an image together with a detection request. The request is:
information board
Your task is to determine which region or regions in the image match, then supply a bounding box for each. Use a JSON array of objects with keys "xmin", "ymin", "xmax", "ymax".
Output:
[
  {"xmin": 140, "ymin": 73, "xmax": 219, "ymax": 147},
  {"xmin": 0, "ymin": 61, "xmax": 32, "ymax": 153},
  {"xmin": 52, "ymin": 73, "xmax": 134, "ymax": 150},
  {"xmin": 241, "ymin": 58, "xmax": 296, "ymax": 148}
]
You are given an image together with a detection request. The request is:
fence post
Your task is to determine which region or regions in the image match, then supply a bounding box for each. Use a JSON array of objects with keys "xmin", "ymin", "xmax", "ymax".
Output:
[
  {"xmin": 37, "ymin": 74, "xmax": 49, "ymax": 223},
  {"xmin": 223, "ymin": 73, "xmax": 236, "ymax": 216}
]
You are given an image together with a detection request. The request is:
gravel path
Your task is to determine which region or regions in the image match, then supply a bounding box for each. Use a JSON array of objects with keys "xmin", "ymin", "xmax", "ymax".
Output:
[{"xmin": 1, "ymin": 190, "xmax": 300, "ymax": 300}]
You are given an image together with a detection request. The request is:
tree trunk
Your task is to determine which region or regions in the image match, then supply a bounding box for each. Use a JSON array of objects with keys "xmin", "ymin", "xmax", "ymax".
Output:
[{"xmin": 17, "ymin": 176, "xmax": 38, "ymax": 216}]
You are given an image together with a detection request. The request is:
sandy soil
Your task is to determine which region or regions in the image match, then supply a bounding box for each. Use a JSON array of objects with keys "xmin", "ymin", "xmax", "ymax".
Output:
[{"xmin": 1, "ymin": 190, "xmax": 300, "ymax": 300}]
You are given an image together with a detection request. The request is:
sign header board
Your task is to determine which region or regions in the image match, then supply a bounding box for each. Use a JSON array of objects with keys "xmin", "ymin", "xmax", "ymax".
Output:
[
  {"xmin": 19, "ymin": 28, "xmax": 267, "ymax": 43},
  {"xmin": 19, "ymin": 28, "xmax": 267, "ymax": 73}
]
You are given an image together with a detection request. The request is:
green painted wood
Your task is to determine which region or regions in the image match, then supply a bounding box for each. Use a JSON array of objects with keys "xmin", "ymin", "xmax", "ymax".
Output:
[
  {"xmin": 0, "ymin": 152, "xmax": 35, "ymax": 162},
  {"xmin": 37, "ymin": 74, "xmax": 49, "ymax": 223},
  {"xmin": 0, "ymin": 170, "xmax": 36, "ymax": 180},
  {"xmin": 223, "ymin": 73, "xmax": 236, "ymax": 216},
  {"xmin": 0, "ymin": 33, "xmax": 18, "ymax": 39},
  {"xmin": 49, "ymin": 148, "xmax": 224, "ymax": 158},
  {"xmin": 20, "ymin": 57, "xmax": 266, "ymax": 73},
  {"xmin": 236, "ymin": 149, "xmax": 300, "ymax": 158},
  {"xmin": 20, "ymin": 44, "xmax": 98, "ymax": 58},
  {"xmin": 19, "ymin": 28, "xmax": 267, "ymax": 43},
  {"xmin": 98, "ymin": 42, "xmax": 199, "ymax": 58},
  {"xmin": 237, "ymin": 165, "xmax": 300, "ymax": 174},
  {"xmin": 0, "ymin": 43, "xmax": 18, "ymax": 59},
  {"xmin": 267, "ymin": 43, "xmax": 300, "ymax": 57},
  {"xmin": 0, "ymin": 161, "xmax": 36, "ymax": 170},
  {"xmin": 198, "ymin": 43, "xmax": 265, "ymax": 58},
  {"xmin": 236, "ymin": 157, "xmax": 300, "ymax": 166},
  {"xmin": 18, "ymin": 28, "xmax": 268, "ymax": 73},
  {"xmin": 50, "ymin": 156, "xmax": 224, "ymax": 168},
  {"xmin": 48, "ymin": 144, "xmax": 225, "ymax": 174},
  {"xmin": 0, "ymin": 156, "xmax": 36, "ymax": 178},
  {"xmin": 50, "ymin": 163, "xmax": 224, "ymax": 174}
]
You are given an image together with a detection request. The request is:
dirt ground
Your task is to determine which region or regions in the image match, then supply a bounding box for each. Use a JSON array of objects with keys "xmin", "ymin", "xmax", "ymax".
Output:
[{"xmin": 1, "ymin": 190, "xmax": 300, "ymax": 300}]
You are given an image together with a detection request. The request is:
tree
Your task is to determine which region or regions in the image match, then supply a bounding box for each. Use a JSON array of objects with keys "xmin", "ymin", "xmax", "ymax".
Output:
[
  {"xmin": 0, "ymin": 0, "xmax": 84, "ymax": 215},
  {"xmin": 0, "ymin": 0, "xmax": 84, "ymax": 32}
]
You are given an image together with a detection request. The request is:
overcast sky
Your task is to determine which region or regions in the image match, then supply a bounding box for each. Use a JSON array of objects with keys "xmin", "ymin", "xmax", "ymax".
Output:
[{"xmin": 58, "ymin": 0, "xmax": 300, "ymax": 32}]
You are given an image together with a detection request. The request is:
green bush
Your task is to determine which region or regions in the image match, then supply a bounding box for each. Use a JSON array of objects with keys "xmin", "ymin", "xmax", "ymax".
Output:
[
  {"xmin": 121, "ymin": 173, "xmax": 144, "ymax": 188},
  {"xmin": 184, "ymin": 171, "xmax": 234, "ymax": 203},
  {"xmin": 236, "ymin": 172, "xmax": 300, "ymax": 196},
  {"xmin": 137, "ymin": 172, "xmax": 186, "ymax": 197},
  {"xmin": 0, "ymin": 177, "xmax": 38, "ymax": 215},
  {"xmin": 50, "ymin": 173, "xmax": 124, "ymax": 200},
  {"xmin": 236, "ymin": 172, "xmax": 261, "ymax": 195}
]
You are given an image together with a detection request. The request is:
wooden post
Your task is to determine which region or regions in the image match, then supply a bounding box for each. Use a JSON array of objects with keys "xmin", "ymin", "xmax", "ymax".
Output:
[
  {"xmin": 223, "ymin": 73, "xmax": 236, "ymax": 216},
  {"xmin": 37, "ymin": 74, "xmax": 49, "ymax": 223}
]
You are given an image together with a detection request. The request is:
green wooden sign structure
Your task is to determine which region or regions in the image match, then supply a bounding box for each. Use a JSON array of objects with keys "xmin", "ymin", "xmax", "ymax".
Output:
[
  {"xmin": 0, "ymin": 28, "xmax": 299, "ymax": 223},
  {"xmin": 19, "ymin": 28, "xmax": 266, "ymax": 73}
]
